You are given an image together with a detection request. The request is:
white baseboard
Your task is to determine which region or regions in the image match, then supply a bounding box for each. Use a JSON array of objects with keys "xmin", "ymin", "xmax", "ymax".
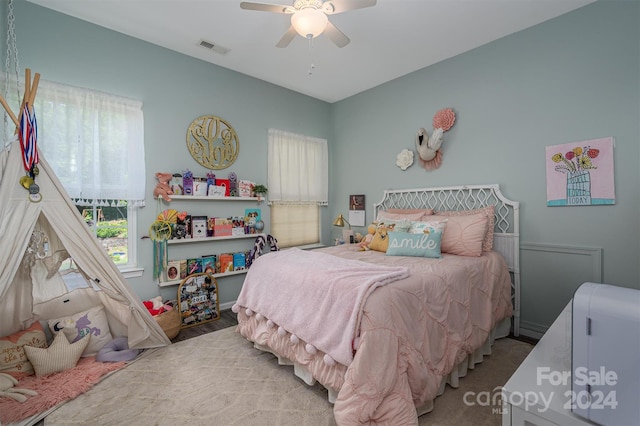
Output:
[
  {"xmin": 518, "ymin": 324, "xmax": 545, "ymax": 340},
  {"xmin": 220, "ymin": 300, "xmax": 236, "ymax": 311}
]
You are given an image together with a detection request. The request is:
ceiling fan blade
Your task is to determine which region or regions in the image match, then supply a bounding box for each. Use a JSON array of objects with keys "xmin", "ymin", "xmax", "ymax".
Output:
[
  {"xmin": 322, "ymin": 0, "xmax": 376, "ymax": 14},
  {"xmin": 240, "ymin": 2, "xmax": 294, "ymax": 14},
  {"xmin": 324, "ymin": 22, "xmax": 350, "ymax": 48},
  {"xmin": 276, "ymin": 25, "xmax": 298, "ymax": 48}
]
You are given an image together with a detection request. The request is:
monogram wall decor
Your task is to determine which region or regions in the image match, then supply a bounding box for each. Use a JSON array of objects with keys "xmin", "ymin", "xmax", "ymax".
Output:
[{"xmin": 186, "ymin": 115, "xmax": 239, "ymax": 170}]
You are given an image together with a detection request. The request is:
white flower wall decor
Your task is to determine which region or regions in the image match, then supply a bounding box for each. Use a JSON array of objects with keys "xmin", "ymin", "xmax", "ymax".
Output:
[{"xmin": 396, "ymin": 149, "xmax": 414, "ymax": 170}]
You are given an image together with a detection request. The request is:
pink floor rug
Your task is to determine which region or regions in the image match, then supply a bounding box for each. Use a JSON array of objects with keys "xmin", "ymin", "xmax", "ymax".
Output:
[{"xmin": 0, "ymin": 357, "xmax": 125, "ymax": 424}]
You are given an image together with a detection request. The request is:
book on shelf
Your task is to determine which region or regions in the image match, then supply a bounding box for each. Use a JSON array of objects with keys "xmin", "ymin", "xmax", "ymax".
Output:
[
  {"xmin": 214, "ymin": 217, "xmax": 232, "ymax": 237},
  {"xmin": 178, "ymin": 259, "xmax": 187, "ymax": 279},
  {"xmin": 191, "ymin": 215, "xmax": 208, "ymax": 238},
  {"xmin": 244, "ymin": 208, "xmax": 261, "ymax": 234},
  {"xmin": 193, "ymin": 177, "xmax": 207, "ymax": 196},
  {"xmin": 187, "ymin": 258, "xmax": 203, "ymax": 275},
  {"xmin": 233, "ymin": 252, "xmax": 246, "ymax": 271},
  {"xmin": 231, "ymin": 216, "xmax": 245, "ymax": 236},
  {"xmin": 201, "ymin": 255, "xmax": 216, "ymax": 275},
  {"xmin": 215, "ymin": 178, "xmax": 231, "ymax": 196},
  {"xmin": 239, "ymin": 180, "xmax": 253, "ymax": 197},
  {"xmin": 219, "ymin": 253, "xmax": 234, "ymax": 273},
  {"xmin": 207, "ymin": 217, "xmax": 215, "ymax": 237},
  {"xmin": 166, "ymin": 260, "xmax": 181, "ymax": 282}
]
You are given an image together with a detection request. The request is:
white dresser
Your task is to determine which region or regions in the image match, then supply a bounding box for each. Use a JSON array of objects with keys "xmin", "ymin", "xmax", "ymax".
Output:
[{"xmin": 502, "ymin": 303, "xmax": 597, "ymax": 426}]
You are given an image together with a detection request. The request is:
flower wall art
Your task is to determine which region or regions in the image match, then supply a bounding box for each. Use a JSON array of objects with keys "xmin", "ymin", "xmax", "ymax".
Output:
[{"xmin": 545, "ymin": 137, "xmax": 615, "ymax": 206}]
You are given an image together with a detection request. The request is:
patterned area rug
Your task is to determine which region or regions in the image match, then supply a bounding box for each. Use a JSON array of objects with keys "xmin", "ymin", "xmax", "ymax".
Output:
[{"xmin": 44, "ymin": 327, "xmax": 532, "ymax": 426}]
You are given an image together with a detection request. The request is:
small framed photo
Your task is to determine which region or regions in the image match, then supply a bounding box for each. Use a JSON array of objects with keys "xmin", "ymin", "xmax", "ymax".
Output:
[{"xmin": 350, "ymin": 194, "xmax": 365, "ymax": 211}]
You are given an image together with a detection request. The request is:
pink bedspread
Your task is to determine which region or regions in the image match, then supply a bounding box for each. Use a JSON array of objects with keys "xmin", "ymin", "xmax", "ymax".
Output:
[{"xmin": 235, "ymin": 245, "xmax": 513, "ymax": 425}]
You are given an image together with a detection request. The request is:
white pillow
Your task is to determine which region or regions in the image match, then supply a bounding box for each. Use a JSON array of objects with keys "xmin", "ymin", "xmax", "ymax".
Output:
[
  {"xmin": 24, "ymin": 332, "xmax": 89, "ymax": 377},
  {"xmin": 48, "ymin": 305, "xmax": 113, "ymax": 357},
  {"xmin": 408, "ymin": 219, "xmax": 448, "ymax": 234}
]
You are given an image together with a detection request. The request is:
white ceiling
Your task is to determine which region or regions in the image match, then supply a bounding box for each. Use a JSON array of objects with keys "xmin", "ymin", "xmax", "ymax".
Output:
[{"xmin": 26, "ymin": 0, "xmax": 594, "ymax": 103}]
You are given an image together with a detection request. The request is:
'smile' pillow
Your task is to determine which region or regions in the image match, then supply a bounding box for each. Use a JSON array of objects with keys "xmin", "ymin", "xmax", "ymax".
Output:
[
  {"xmin": 0, "ymin": 322, "xmax": 48, "ymax": 379},
  {"xmin": 386, "ymin": 229, "xmax": 443, "ymax": 258},
  {"xmin": 48, "ymin": 305, "xmax": 113, "ymax": 357},
  {"xmin": 24, "ymin": 332, "xmax": 89, "ymax": 377}
]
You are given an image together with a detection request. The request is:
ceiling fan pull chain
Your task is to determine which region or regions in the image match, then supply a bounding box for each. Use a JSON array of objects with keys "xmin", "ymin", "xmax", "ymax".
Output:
[{"xmin": 307, "ymin": 35, "xmax": 316, "ymax": 75}]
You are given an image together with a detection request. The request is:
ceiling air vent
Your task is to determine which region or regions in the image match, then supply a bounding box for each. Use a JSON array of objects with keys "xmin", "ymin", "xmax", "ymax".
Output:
[{"xmin": 198, "ymin": 39, "xmax": 230, "ymax": 55}]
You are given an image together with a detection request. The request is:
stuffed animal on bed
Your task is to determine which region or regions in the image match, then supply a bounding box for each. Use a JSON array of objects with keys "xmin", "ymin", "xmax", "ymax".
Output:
[
  {"xmin": 357, "ymin": 223, "xmax": 378, "ymax": 251},
  {"xmin": 0, "ymin": 373, "xmax": 37, "ymax": 403},
  {"xmin": 153, "ymin": 172, "xmax": 174, "ymax": 202}
]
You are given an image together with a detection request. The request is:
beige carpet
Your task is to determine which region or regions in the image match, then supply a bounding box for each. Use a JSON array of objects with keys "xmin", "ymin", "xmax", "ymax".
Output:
[{"xmin": 44, "ymin": 327, "xmax": 532, "ymax": 426}]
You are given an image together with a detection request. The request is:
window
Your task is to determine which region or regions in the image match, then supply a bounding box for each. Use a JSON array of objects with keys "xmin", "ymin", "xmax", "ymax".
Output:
[
  {"xmin": 268, "ymin": 128, "xmax": 328, "ymax": 248},
  {"xmin": 10, "ymin": 78, "xmax": 145, "ymax": 273},
  {"xmin": 271, "ymin": 204, "xmax": 319, "ymax": 247}
]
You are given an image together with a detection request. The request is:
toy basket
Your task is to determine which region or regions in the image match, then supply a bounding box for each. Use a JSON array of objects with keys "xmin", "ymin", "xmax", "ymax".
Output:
[{"xmin": 154, "ymin": 308, "xmax": 181, "ymax": 340}]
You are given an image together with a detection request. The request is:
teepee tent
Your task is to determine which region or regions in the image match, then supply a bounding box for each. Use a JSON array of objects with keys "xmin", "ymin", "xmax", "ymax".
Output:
[{"xmin": 0, "ymin": 74, "xmax": 169, "ymax": 349}]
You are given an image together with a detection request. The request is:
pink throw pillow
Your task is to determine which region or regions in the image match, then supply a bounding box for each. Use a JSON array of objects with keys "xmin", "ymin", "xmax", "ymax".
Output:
[
  {"xmin": 386, "ymin": 208, "xmax": 434, "ymax": 216},
  {"xmin": 429, "ymin": 213, "xmax": 488, "ymax": 257},
  {"xmin": 0, "ymin": 322, "xmax": 48, "ymax": 379},
  {"xmin": 435, "ymin": 205, "xmax": 495, "ymax": 251},
  {"xmin": 376, "ymin": 210, "xmax": 429, "ymax": 222}
]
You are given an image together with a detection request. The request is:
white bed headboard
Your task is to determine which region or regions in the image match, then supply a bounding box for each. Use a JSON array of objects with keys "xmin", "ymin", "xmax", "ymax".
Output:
[{"xmin": 373, "ymin": 184, "xmax": 520, "ymax": 336}]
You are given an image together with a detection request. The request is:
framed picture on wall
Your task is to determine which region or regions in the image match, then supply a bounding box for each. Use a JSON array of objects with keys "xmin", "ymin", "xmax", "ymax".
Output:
[
  {"xmin": 349, "ymin": 194, "xmax": 365, "ymax": 226},
  {"xmin": 545, "ymin": 137, "xmax": 615, "ymax": 207}
]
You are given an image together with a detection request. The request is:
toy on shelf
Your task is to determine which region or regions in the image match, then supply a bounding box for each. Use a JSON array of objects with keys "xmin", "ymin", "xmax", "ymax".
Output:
[{"xmin": 153, "ymin": 172, "xmax": 174, "ymax": 201}]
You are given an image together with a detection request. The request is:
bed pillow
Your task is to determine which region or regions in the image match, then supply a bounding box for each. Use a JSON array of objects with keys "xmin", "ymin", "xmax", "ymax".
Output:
[
  {"xmin": 0, "ymin": 322, "xmax": 48, "ymax": 379},
  {"xmin": 386, "ymin": 229, "xmax": 443, "ymax": 258},
  {"xmin": 408, "ymin": 220, "xmax": 447, "ymax": 234},
  {"xmin": 429, "ymin": 213, "xmax": 488, "ymax": 257},
  {"xmin": 48, "ymin": 305, "xmax": 113, "ymax": 357},
  {"xmin": 386, "ymin": 208, "xmax": 434, "ymax": 216},
  {"xmin": 24, "ymin": 332, "xmax": 89, "ymax": 377},
  {"xmin": 435, "ymin": 205, "xmax": 495, "ymax": 251},
  {"xmin": 376, "ymin": 219, "xmax": 411, "ymax": 233},
  {"xmin": 376, "ymin": 210, "xmax": 429, "ymax": 222}
]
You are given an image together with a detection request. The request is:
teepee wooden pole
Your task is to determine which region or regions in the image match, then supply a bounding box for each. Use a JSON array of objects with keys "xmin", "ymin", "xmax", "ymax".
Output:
[
  {"xmin": 0, "ymin": 68, "xmax": 41, "ymax": 131},
  {"xmin": 17, "ymin": 68, "xmax": 31, "ymax": 117},
  {"xmin": 13, "ymin": 68, "xmax": 41, "ymax": 134},
  {"xmin": 28, "ymin": 72, "xmax": 40, "ymax": 108}
]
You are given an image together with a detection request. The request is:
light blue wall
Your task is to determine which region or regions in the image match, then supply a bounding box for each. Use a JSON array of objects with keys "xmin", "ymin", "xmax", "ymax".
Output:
[
  {"xmin": 330, "ymin": 0, "xmax": 639, "ymax": 333},
  {"xmin": 4, "ymin": 1, "xmax": 638, "ymax": 333},
  {"xmin": 8, "ymin": 1, "xmax": 331, "ymax": 305}
]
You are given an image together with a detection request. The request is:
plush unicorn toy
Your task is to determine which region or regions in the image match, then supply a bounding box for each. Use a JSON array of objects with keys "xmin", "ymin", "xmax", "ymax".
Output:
[{"xmin": 0, "ymin": 373, "xmax": 37, "ymax": 403}]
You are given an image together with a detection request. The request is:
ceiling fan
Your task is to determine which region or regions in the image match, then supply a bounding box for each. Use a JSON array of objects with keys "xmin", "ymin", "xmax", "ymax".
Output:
[{"xmin": 240, "ymin": 0, "xmax": 377, "ymax": 48}]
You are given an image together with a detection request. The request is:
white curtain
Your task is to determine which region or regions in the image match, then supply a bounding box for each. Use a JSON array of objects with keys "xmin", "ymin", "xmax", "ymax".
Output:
[
  {"xmin": 267, "ymin": 128, "xmax": 328, "ymax": 205},
  {"xmin": 15, "ymin": 78, "xmax": 146, "ymax": 205}
]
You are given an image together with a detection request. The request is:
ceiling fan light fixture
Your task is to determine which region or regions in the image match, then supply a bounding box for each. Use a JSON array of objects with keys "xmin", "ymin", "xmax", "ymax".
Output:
[{"xmin": 291, "ymin": 8, "xmax": 328, "ymax": 38}]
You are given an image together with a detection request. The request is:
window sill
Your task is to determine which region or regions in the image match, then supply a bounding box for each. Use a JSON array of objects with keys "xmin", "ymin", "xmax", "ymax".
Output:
[
  {"xmin": 119, "ymin": 266, "xmax": 144, "ymax": 279},
  {"xmin": 292, "ymin": 243, "xmax": 326, "ymax": 250}
]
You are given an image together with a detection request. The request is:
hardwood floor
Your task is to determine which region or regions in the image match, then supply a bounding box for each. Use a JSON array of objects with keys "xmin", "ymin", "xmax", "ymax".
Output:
[{"xmin": 171, "ymin": 309, "xmax": 238, "ymax": 343}]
